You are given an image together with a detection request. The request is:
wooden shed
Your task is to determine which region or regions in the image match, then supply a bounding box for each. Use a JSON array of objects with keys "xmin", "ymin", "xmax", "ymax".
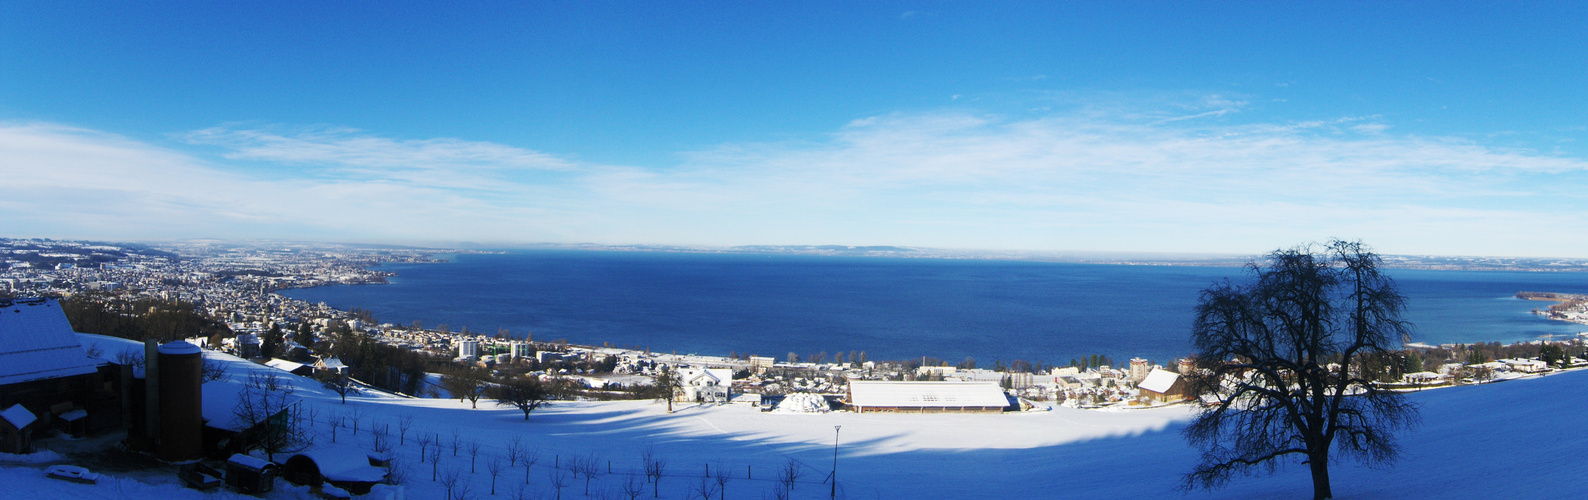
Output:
[
  {"xmin": 226, "ymin": 453, "xmax": 278, "ymax": 493},
  {"xmin": 0, "ymin": 403, "xmax": 37, "ymax": 454}
]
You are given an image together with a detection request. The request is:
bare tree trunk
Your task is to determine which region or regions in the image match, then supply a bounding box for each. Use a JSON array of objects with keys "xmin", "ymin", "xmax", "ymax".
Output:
[{"xmin": 1309, "ymin": 455, "xmax": 1331, "ymax": 500}]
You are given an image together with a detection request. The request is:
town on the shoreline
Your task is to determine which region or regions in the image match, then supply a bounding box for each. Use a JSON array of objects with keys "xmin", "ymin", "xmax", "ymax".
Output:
[{"xmin": 6, "ymin": 236, "xmax": 1588, "ymax": 414}]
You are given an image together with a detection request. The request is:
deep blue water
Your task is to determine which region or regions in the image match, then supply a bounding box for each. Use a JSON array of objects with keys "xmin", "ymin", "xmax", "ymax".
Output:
[{"xmin": 281, "ymin": 251, "xmax": 1588, "ymax": 366}]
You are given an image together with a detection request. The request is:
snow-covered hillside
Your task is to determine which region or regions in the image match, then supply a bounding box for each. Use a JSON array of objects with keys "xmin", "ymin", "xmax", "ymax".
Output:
[{"xmin": 5, "ymin": 336, "xmax": 1586, "ymax": 499}]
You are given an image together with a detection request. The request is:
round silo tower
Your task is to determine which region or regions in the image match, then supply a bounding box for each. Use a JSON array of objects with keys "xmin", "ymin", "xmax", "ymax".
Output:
[{"xmin": 157, "ymin": 341, "xmax": 204, "ymax": 462}]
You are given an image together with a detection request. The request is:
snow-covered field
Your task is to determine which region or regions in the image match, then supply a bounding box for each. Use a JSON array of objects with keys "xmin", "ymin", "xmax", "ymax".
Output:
[{"xmin": 6, "ymin": 337, "xmax": 1586, "ymax": 499}]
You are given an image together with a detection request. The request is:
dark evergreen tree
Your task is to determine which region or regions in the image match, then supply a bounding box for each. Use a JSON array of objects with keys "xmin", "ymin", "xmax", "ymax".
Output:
[{"xmin": 262, "ymin": 323, "xmax": 284, "ymax": 359}]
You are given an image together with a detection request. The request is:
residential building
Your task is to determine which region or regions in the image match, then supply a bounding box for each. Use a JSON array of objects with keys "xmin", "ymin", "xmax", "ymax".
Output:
[
  {"xmin": 1129, "ymin": 358, "xmax": 1151, "ymax": 383},
  {"xmin": 456, "ymin": 339, "xmax": 480, "ymax": 361}
]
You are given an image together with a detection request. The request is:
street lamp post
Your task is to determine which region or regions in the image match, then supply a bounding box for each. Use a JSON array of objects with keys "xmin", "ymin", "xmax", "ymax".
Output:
[{"xmin": 831, "ymin": 425, "xmax": 842, "ymax": 499}]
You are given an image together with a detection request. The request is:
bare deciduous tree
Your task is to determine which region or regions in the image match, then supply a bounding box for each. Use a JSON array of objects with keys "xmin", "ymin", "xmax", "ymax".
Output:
[
  {"xmin": 115, "ymin": 350, "xmax": 145, "ymax": 370},
  {"xmin": 549, "ymin": 468, "xmax": 570, "ymax": 500},
  {"xmin": 652, "ymin": 368, "xmax": 680, "ymax": 413},
  {"xmin": 486, "ymin": 455, "xmax": 505, "ymax": 495},
  {"xmin": 522, "ymin": 446, "xmax": 541, "ymax": 485},
  {"xmin": 370, "ymin": 426, "xmax": 392, "ymax": 457},
  {"xmin": 231, "ymin": 372, "xmax": 307, "ymax": 462},
  {"xmin": 468, "ymin": 440, "xmax": 483, "ymax": 473},
  {"xmin": 711, "ymin": 465, "xmax": 732, "ymax": 500},
  {"xmin": 349, "ymin": 407, "xmax": 366, "ymax": 435},
  {"xmin": 443, "ymin": 366, "xmax": 490, "ymax": 408},
  {"xmin": 430, "ymin": 447, "xmax": 443, "ymax": 482},
  {"xmin": 573, "ymin": 454, "xmax": 603, "ymax": 496},
  {"xmin": 319, "ymin": 369, "xmax": 357, "ymax": 404},
  {"xmin": 620, "ymin": 474, "xmax": 645, "ymax": 500},
  {"xmin": 201, "ymin": 357, "xmax": 229, "ymax": 382},
  {"xmin": 778, "ymin": 458, "xmax": 802, "ymax": 492},
  {"xmin": 440, "ymin": 467, "xmax": 463, "ymax": 499},
  {"xmin": 691, "ymin": 472, "xmax": 719, "ymax": 500},
  {"xmin": 642, "ymin": 447, "xmax": 666, "ymax": 498},
  {"xmin": 384, "ymin": 461, "xmax": 409, "ymax": 486},
  {"xmin": 327, "ymin": 411, "xmax": 344, "ymax": 443},
  {"xmin": 417, "ymin": 432, "xmax": 434, "ymax": 463},
  {"xmin": 1184, "ymin": 240, "xmax": 1421, "ymax": 500},
  {"xmin": 397, "ymin": 413, "xmax": 415, "ymax": 445},
  {"xmin": 492, "ymin": 376, "xmax": 560, "ymax": 420},
  {"xmin": 506, "ymin": 436, "xmax": 523, "ymax": 467}
]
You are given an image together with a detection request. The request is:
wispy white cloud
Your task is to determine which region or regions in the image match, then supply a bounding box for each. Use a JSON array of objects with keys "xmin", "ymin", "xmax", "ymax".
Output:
[
  {"xmin": 1151, "ymin": 108, "xmax": 1238, "ymax": 124},
  {"xmin": 181, "ymin": 126, "xmax": 577, "ymax": 192},
  {"xmin": 5, "ymin": 105, "xmax": 1588, "ymax": 257},
  {"xmin": 0, "ymin": 123, "xmax": 590, "ymax": 243}
]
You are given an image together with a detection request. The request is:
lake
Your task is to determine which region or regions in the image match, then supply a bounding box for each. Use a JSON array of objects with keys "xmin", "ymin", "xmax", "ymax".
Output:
[{"xmin": 282, "ymin": 251, "xmax": 1588, "ymax": 366}]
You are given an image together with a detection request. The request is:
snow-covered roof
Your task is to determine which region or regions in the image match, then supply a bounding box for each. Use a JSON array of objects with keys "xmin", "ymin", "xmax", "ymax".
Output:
[
  {"xmin": 203, "ymin": 367, "xmax": 306, "ymax": 432},
  {"xmin": 847, "ymin": 381, "xmax": 1009, "ymax": 408},
  {"xmin": 76, "ymin": 333, "xmax": 144, "ymax": 365},
  {"xmin": 265, "ymin": 358, "xmax": 308, "ymax": 373},
  {"xmin": 317, "ymin": 357, "xmax": 347, "ymax": 369},
  {"xmin": 951, "ymin": 369, "xmax": 1008, "ymax": 383},
  {"xmin": 228, "ymin": 453, "xmax": 274, "ymax": 471},
  {"xmin": 1138, "ymin": 369, "xmax": 1182, "ymax": 394},
  {"xmin": 681, "ymin": 368, "xmax": 733, "ymax": 386},
  {"xmin": 158, "ymin": 340, "xmax": 201, "ymax": 356},
  {"xmin": 0, "ymin": 298, "xmax": 98, "ymax": 386},
  {"xmin": 1, "ymin": 403, "xmax": 36, "ymax": 429},
  {"xmin": 293, "ymin": 445, "xmax": 387, "ymax": 482}
]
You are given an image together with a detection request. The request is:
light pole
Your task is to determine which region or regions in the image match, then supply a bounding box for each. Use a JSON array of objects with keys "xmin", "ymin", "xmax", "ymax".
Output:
[{"xmin": 831, "ymin": 425, "xmax": 842, "ymax": 499}]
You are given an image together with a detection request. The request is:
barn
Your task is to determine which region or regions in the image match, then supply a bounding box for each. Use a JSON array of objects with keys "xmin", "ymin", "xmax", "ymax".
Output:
[
  {"xmin": 846, "ymin": 381, "xmax": 1012, "ymax": 413},
  {"xmin": 1137, "ymin": 368, "xmax": 1189, "ymax": 404},
  {"xmin": 0, "ymin": 298, "xmax": 113, "ymax": 443}
]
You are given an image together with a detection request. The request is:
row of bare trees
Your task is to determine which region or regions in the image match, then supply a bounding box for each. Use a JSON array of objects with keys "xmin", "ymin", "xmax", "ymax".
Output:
[
  {"xmin": 231, "ymin": 370, "xmax": 823, "ymax": 499},
  {"xmin": 422, "ymin": 441, "xmax": 815, "ymax": 500}
]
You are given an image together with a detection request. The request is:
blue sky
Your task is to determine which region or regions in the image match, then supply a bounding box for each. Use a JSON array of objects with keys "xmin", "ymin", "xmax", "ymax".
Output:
[{"xmin": 3, "ymin": 2, "xmax": 1587, "ymax": 257}]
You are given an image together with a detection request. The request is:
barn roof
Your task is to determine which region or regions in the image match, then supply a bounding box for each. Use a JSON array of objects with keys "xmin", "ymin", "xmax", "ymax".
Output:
[
  {"xmin": 1138, "ymin": 369, "xmax": 1182, "ymax": 394},
  {"xmin": 847, "ymin": 381, "xmax": 1009, "ymax": 408},
  {"xmin": 0, "ymin": 298, "xmax": 98, "ymax": 386}
]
